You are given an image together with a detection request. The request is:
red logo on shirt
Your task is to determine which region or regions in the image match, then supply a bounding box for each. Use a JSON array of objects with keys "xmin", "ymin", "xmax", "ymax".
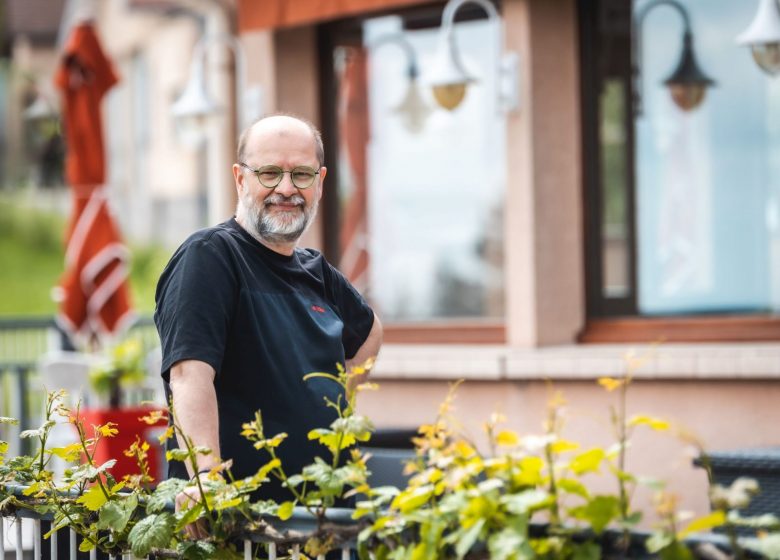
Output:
[{"xmin": 311, "ymin": 305, "xmax": 326, "ymax": 313}]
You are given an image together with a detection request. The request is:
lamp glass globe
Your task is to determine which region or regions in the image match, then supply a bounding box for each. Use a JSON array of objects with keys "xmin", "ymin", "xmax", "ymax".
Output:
[{"xmin": 751, "ymin": 42, "xmax": 780, "ymax": 75}]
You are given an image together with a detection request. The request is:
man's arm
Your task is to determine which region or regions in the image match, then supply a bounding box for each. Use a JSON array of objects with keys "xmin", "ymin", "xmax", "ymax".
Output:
[
  {"xmin": 346, "ymin": 314, "xmax": 383, "ymax": 391},
  {"xmin": 169, "ymin": 359, "xmax": 221, "ymax": 477}
]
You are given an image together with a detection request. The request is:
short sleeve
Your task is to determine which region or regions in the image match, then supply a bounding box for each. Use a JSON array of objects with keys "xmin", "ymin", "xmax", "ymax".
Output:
[
  {"xmin": 325, "ymin": 264, "xmax": 375, "ymax": 359},
  {"xmin": 154, "ymin": 234, "xmax": 238, "ymax": 381}
]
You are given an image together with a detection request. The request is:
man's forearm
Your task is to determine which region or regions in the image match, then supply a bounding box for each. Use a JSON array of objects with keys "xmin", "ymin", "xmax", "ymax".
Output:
[{"xmin": 169, "ymin": 360, "xmax": 221, "ymax": 477}]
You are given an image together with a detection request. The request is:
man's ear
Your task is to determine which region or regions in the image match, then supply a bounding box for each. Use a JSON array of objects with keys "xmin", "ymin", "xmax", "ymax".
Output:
[
  {"xmin": 232, "ymin": 164, "xmax": 246, "ymax": 196},
  {"xmin": 316, "ymin": 166, "xmax": 328, "ymax": 200}
]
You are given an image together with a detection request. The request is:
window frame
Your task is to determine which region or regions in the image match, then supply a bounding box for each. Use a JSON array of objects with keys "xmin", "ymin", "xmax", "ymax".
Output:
[
  {"xmin": 317, "ymin": 2, "xmax": 508, "ymax": 344},
  {"xmin": 578, "ymin": 0, "xmax": 780, "ymax": 343}
]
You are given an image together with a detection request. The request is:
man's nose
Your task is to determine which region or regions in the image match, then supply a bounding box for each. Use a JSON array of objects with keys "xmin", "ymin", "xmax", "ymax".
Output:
[{"xmin": 275, "ymin": 172, "xmax": 298, "ymax": 196}]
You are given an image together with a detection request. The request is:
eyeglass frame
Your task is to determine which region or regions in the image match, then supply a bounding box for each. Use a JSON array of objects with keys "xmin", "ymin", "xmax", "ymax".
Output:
[{"xmin": 238, "ymin": 162, "xmax": 321, "ymax": 190}]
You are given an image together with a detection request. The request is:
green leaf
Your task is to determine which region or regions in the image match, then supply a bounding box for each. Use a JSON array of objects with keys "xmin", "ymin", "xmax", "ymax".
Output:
[
  {"xmin": 147, "ymin": 478, "xmax": 187, "ymax": 513},
  {"xmin": 571, "ymin": 542, "xmax": 601, "ymax": 560},
  {"xmin": 277, "ymin": 501, "xmax": 295, "ymax": 520},
  {"xmin": 97, "ymin": 494, "xmax": 138, "ymax": 533},
  {"xmin": 76, "ymin": 484, "xmax": 108, "ymax": 511},
  {"xmin": 487, "ymin": 525, "xmax": 532, "ymax": 560},
  {"xmin": 659, "ymin": 541, "xmax": 694, "ymax": 560},
  {"xmin": 391, "ymin": 485, "xmax": 435, "ymax": 513},
  {"xmin": 128, "ymin": 513, "xmax": 175, "ymax": 558},
  {"xmin": 178, "ymin": 540, "xmax": 217, "ymax": 560},
  {"xmin": 455, "ymin": 518, "xmax": 485, "ymax": 559},
  {"xmin": 502, "ymin": 489, "xmax": 550, "ymax": 515},
  {"xmin": 558, "ymin": 478, "xmax": 590, "ymax": 499},
  {"xmin": 165, "ymin": 448, "xmax": 190, "ymax": 462},
  {"xmin": 175, "ymin": 503, "xmax": 204, "ymax": 531},
  {"xmin": 78, "ymin": 538, "xmax": 96, "ymax": 552},
  {"xmin": 302, "ymin": 458, "xmax": 344, "ymax": 497},
  {"xmin": 569, "ymin": 495, "xmax": 621, "ymax": 534}
]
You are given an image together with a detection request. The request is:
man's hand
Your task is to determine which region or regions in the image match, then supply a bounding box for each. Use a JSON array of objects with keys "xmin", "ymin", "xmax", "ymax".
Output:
[{"xmin": 175, "ymin": 474, "xmax": 211, "ymax": 540}]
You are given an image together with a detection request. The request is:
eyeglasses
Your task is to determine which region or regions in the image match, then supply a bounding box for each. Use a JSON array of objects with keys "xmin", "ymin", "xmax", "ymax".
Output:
[{"xmin": 238, "ymin": 162, "xmax": 320, "ymax": 190}]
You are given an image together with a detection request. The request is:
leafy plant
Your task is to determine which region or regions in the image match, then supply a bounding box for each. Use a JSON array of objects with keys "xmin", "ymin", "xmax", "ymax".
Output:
[
  {"xmin": 88, "ymin": 338, "xmax": 147, "ymax": 407},
  {"xmin": 2, "ymin": 354, "xmax": 780, "ymax": 559}
]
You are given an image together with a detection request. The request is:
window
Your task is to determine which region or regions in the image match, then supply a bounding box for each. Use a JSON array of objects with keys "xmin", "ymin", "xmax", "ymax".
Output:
[
  {"xmin": 581, "ymin": 0, "xmax": 780, "ymax": 341},
  {"xmin": 320, "ymin": 4, "xmax": 507, "ymax": 341}
]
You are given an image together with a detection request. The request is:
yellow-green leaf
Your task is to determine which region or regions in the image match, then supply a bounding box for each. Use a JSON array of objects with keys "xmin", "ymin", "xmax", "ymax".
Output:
[
  {"xmin": 215, "ymin": 497, "xmax": 243, "ymax": 511},
  {"xmin": 597, "ymin": 377, "xmax": 625, "ymax": 392},
  {"xmin": 495, "ymin": 430, "xmax": 519, "ymax": 447},
  {"xmin": 569, "ymin": 448, "xmax": 606, "ymax": 475},
  {"xmin": 48, "ymin": 443, "xmax": 82, "ymax": 462},
  {"xmin": 628, "ymin": 415, "xmax": 670, "ymax": 431},
  {"xmin": 550, "ymin": 439, "xmax": 580, "ymax": 454},
  {"xmin": 277, "ymin": 501, "xmax": 295, "ymax": 521},
  {"xmin": 76, "ymin": 484, "xmax": 108, "ymax": 511},
  {"xmin": 681, "ymin": 511, "xmax": 726, "ymax": 537}
]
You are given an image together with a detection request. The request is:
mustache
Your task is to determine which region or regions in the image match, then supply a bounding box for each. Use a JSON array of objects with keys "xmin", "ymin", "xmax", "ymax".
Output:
[{"xmin": 264, "ymin": 193, "xmax": 305, "ymax": 207}]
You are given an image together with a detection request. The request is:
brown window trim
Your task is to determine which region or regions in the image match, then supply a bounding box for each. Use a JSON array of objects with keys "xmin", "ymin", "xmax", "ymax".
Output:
[
  {"xmin": 383, "ymin": 322, "xmax": 506, "ymax": 344},
  {"xmin": 579, "ymin": 314, "xmax": 780, "ymax": 344}
]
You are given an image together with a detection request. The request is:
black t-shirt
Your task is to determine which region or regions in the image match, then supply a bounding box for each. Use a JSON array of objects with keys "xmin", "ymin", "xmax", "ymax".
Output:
[{"xmin": 154, "ymin": 218, "xmax": 374, "ymax": 501}]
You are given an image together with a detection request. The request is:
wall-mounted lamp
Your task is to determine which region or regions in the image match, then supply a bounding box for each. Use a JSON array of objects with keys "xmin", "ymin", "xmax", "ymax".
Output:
[
  {"xmin": 171, "ymin": 33, "xmax": 262, "ymax": 133},
  {"xmin": 633, "ymin": 0, "xmax": 715, "ymax": 115},
  {"xmin": 428, "ymin": 0, "xmax": 518, "ymax": 112},
  {"xmin": 368, "ymin": 33, "xmax": 432, "ymax": 133},
  {"xmin": 736, "ymin": 0, "xmax": 780, "ymax": 76}
]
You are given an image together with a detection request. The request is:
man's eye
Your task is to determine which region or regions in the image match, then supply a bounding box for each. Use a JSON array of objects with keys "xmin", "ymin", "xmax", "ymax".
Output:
[
  {"xmin": 293, "ymin": 171, "xmax": 314, "ymax": 181},
  {"xmin": 259, "ymin": 171, "xmax": 281, "ymax": 182}
]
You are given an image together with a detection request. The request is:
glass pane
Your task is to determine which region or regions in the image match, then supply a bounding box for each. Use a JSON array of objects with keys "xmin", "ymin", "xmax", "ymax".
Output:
[
  {"xmin": 599, "ymin": 79, "xmax": 630, "ymax": 298},
  {"xmin": 334, "ymin": 16, "xmax": 506, "ymax": 322},
  {"xmin": 634, "ymin": 0, "xmax": 780, "ymax": 315}
]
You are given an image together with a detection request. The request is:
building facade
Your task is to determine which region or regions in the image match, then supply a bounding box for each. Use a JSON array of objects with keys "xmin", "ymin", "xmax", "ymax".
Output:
[{"xmin": 51, "ymin": 0, "xmax": 780, "ymax": 521}]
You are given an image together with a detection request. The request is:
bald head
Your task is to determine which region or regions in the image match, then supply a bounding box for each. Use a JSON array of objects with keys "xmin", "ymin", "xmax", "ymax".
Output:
[{"xmin": 237, "ymin": 114, "xmax": 324, "ymax": 167}]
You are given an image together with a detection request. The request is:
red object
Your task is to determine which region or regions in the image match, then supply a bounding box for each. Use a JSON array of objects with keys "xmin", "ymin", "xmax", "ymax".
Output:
[
  {"xmin": 54, "ymin": 22, "xmax": 134, "ymax": 344},
  {"xmin": 78, "ymin": 407, "xmax": 168, "ymax": 484},
  {"xmin": 54, "ymin": 23, "xmax": 117, "ymax": 187},
  {"xmin": 337, "ymin": 49, "xmax": 370, "ymax": 292}
]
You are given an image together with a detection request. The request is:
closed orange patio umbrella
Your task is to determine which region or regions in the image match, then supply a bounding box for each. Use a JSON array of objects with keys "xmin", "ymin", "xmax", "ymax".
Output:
[{"xmin": 54, "ymin": 21, "xmax": 134, "ymax": 346}]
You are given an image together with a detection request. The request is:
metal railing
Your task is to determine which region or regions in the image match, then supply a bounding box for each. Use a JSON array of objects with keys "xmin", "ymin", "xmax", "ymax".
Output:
[
  {"xmin": 1, "ymin": 499, "xmax": 358, "ymax": 560},
  {"xmin": 0, "ymin": 317, "xmax": 160, "ymax": 457}
]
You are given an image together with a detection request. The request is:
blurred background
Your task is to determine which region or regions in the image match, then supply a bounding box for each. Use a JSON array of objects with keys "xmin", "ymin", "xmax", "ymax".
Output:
[{"xmin": 2, "ymin": 0, "xmax": 780, "ymax": 523}]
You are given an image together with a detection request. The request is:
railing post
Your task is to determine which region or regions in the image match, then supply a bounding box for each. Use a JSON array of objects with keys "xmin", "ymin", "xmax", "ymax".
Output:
[
  {"xmin": 16, "ymin": 518, "xmax": 23, "ymax": 560},
  {"xmin": 15, "ymin": 365, "xmax": 31, "ymax": 456},
  {"xmin": 51, "ymin": 526, "xmax": 58, "ymax": 560}
]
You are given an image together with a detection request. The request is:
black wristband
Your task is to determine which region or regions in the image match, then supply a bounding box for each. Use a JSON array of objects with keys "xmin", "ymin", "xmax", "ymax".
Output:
[{"xmin": 197, "ymin": 468, "xmax": 213, "ymax": 476}]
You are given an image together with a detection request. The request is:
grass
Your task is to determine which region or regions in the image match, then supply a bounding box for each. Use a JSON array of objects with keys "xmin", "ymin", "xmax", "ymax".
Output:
[{"xmin": 0, "ymin": 195, "xmax": 170, "ymax": 316}]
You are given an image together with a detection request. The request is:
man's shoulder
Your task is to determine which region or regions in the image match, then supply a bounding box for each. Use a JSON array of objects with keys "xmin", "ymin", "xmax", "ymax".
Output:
[{"xmin": 180, "ymin": 221, "xmax": 237, "ymax": 249}]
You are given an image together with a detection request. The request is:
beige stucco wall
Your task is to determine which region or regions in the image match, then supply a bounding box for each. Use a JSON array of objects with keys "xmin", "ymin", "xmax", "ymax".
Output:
[{"xmin": 504, "ymin": 0, "xmax": 585, "ymax": 348}]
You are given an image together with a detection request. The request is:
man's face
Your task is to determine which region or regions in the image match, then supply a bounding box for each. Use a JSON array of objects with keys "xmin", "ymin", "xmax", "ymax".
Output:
[{"xmin": 233, "ymin": 120, "xmax": 326, "ymax": 245}]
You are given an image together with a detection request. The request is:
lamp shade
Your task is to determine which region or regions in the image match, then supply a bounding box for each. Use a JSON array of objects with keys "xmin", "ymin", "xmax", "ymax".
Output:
[
  {"xmin": 171, "ymin": 61, "xmax": 219, "ymax": 120},
  {"xmin": 393, "ymin": 78, "xmax": 432, "ymax": 133},
  {"xmin": 736, "ymin": 0, "xmax": 780, "ymax": 75},
  {"xmin": 663, "ymin": 31, "xmax": 715, "ymax": 111},
  {"xmin": 427, "ymin": 31, "xmax": 476, "ymax": 111}
]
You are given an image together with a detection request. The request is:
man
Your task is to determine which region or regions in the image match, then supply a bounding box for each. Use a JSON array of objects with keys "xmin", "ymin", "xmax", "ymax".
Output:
[{"xmin": 154, "ymin": 114, "xmax": 383, "ymax": 528}]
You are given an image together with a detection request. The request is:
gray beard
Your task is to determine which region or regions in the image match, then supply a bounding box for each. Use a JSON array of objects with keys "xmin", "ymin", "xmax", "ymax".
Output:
[{"xmin": 237, "ymin": 191, "xmax": 318, "ymax": 245}]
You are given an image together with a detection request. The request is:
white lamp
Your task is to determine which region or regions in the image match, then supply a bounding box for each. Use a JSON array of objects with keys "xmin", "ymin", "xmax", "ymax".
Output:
[
  {"xmin": 736, "ymin": 0, "xmax": 780, "ymax": 76},
  {"xmin": 369, "ymin": 32, "xmax": 433, "ymax": 133},
  {"xmin": 428, "ymin": 0, "xmax": 519, "ymax": 112}
]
